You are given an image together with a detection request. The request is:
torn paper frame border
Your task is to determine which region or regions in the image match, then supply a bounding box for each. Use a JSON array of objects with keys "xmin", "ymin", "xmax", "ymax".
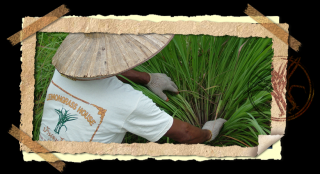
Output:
[{"xmin": 20, "ymin": 16, "xmax": 287, "ymax": 160}]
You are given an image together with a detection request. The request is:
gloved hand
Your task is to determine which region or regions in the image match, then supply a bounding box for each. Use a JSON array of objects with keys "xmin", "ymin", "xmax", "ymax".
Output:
[
  {"xmin": 146, "ymin": 73, "xmax": 179, "ymax": 102},
  {"xmin": 202, "ymin": 118, "xmax": 227, "ymax": 142}
]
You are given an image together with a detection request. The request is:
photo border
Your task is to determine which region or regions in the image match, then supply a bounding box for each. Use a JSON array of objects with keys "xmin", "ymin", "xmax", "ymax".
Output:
[{"xmin": 20, "ymin": 16, "xmax": 287, "ymax": 160}]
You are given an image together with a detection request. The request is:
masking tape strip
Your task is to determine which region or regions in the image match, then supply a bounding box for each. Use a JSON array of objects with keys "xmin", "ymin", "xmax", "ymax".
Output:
[
  {"xmin": 8, "ymin": 124, "xmax": 65, "ymax": 172},
  {"xmin": 7, "ymin": 4, "xmax": 69, "ymax": 46},
  {"xmin": 244, "ymin": 4, "xmax": 301, "ymax": 52}
]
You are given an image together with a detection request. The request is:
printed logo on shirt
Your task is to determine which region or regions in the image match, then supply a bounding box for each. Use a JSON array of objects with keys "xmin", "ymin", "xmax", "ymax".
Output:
[
  {"xmin": 47, "ymin": 93, "xmax": 97, "ymax": 126},
  {"xmin": 47, "ymin": 94, "xmax": 78, "ymax": 110},
  {"xmin": 43, "ymin": 125, "xmax": 65, "ymax": 141},
  {"xmin": 50, "ymin": 80, "xmax": 107, "ymax": 142},
  {"xmin": 76, "ymin": 106, "xmax": 96, "ymax": 126},
  {"xmin": 54, "ymin": 107, "xmax": 78, "ymax": 134}
]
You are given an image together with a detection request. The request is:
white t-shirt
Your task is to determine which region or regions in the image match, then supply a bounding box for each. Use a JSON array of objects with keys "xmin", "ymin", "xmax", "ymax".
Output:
[{"xmin": 39, "ymin": 69, "xmax": 173, "ymax": 143}]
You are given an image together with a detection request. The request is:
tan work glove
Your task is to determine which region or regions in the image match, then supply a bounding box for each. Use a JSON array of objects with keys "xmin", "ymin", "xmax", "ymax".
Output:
[
  {"xmin": 146, "ymin": 73, "xmax": 179, "ymax": 101},
  {"xmin": 202, "ymin": 118, "xmax": 227, "ymax": 142}
]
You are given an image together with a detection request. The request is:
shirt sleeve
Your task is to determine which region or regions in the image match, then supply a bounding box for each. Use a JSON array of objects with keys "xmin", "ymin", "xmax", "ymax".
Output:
[{"xmin": 122, "ymin": 94, "xmax": 173, "ymax": 142}]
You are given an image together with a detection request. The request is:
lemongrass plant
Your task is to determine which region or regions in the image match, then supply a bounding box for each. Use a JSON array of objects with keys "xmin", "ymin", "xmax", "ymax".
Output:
[
  {"xmin": 120, "ymin": 35, "xmax": 273, "ymax": 147},
  {"xmin": 34, "ymin": 33, "xmax": 273, "ymax": 147}
]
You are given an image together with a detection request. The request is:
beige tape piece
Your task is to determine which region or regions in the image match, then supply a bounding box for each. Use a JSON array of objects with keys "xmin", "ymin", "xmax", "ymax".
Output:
[
  {"xmin": 7, "ymin": 4, "xmax": 69, "ymax": 46},
  {"xmin": 8, "ymin": 125, "xmax": 65, "ymax": 172},
  {"xmin": 244, "ymin": 4, "xmax": 301, "ymax": 52}
]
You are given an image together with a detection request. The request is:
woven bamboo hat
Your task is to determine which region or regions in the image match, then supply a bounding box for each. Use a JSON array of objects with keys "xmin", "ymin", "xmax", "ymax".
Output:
[{"xmin": 52, "ymin": 33, "xmax": 174, "ymax": 81}]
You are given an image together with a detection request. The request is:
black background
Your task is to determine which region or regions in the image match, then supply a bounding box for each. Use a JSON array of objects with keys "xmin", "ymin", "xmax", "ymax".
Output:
[{"xmin": 4, "ymin": 2, "xmax": 317, "ymax": 173}]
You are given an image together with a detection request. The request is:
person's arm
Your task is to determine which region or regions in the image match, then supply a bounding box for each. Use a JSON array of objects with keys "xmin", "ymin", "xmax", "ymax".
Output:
[
  {"xmin": 117, "ymin": 70, "xmax": 179, "ymax": 102},
  {"xmin": 164, "ymin": 118, "xmax": 211, "ymax": 144},
  {"xmin": 164, "ymin": 118, "xmax": 227, "ymax": 144},
  {"xmin": 116, "ymin": 70, "xmax": 150, "ymax": 84}
]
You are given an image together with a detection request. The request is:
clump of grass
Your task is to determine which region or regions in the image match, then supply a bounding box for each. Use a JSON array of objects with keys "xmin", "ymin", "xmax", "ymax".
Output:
[
  {"xmin": 125, "ymin": 35, "xmax": 273, "ymax": 146},
  {"xmin": 33, "ymin": 33, "xmax": 273, "ymax": 147}
]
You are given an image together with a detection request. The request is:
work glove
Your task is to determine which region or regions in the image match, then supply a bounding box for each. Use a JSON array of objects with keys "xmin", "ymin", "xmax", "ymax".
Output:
[
  {"xmin": 202, "ymin": 118, "xmax": 227, "ymax": 142},
  {"xmin": 146, "ymin": 73, "xmax": 179, "ymax": 102}
]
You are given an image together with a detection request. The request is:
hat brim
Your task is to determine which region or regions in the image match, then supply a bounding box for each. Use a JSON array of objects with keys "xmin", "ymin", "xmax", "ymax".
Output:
[{"xmin": 52, "ymin": 33, "xmax": 174, "ymax": 81}]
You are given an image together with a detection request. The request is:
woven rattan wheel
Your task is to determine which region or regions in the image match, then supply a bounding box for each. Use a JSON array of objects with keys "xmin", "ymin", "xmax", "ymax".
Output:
[{"xmin": 52, "ymin": 33, "xmax": 174, "ymax": 81}]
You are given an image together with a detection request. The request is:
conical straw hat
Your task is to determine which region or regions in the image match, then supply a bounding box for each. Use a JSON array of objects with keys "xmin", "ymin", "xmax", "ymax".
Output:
[{"xmin": 52, "ymin": 33, "xmax": 174, "ymax": 81}]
